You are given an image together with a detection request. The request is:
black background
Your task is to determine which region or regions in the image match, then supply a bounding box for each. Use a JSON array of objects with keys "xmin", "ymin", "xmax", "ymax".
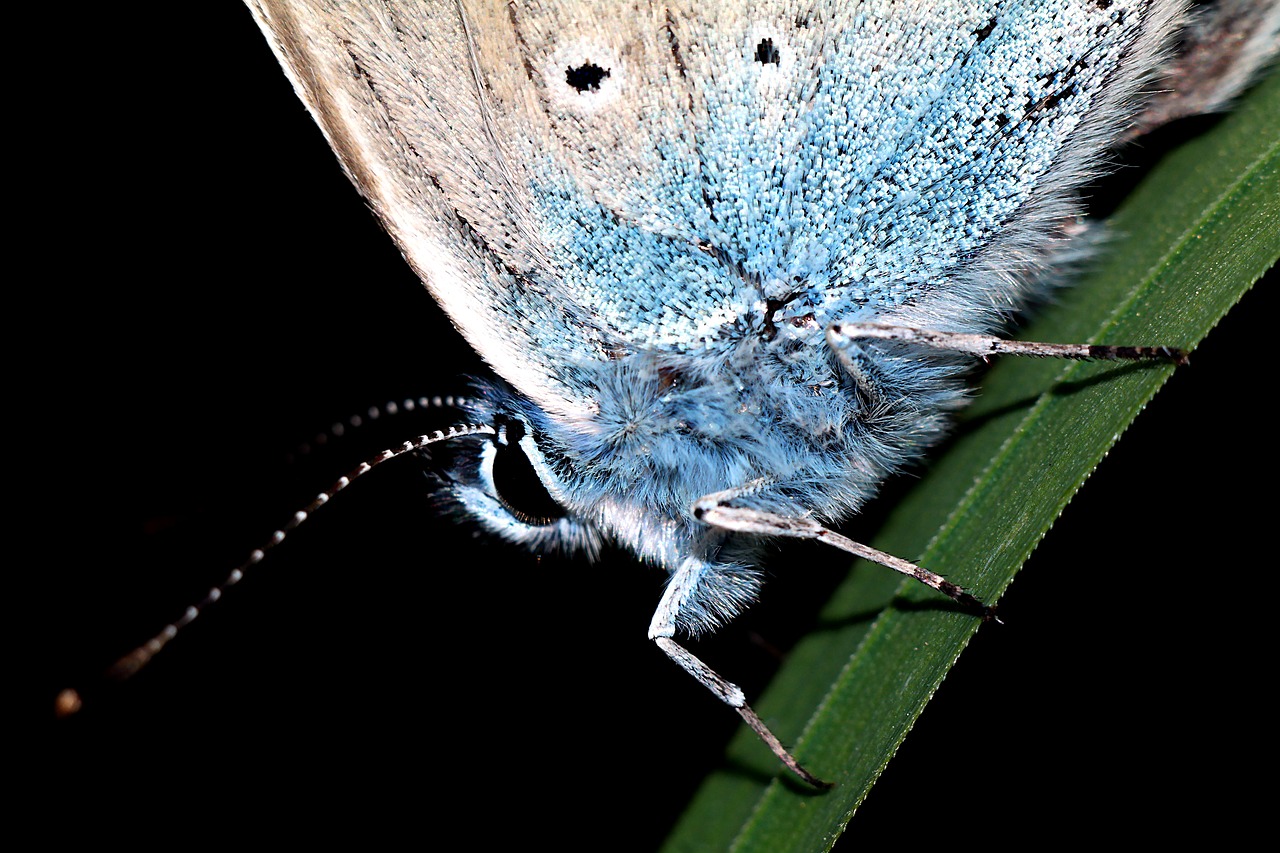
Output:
[{"xmin": 28, "ymin": 5, "xmax": 1274, "ymax": 848}]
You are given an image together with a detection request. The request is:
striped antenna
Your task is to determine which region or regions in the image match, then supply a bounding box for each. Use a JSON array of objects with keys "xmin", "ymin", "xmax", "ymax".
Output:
[
  {"xmin": 55, "ymin": 420, "xmax": 496, "ymax": 718},
  {"xmin": 287, "ymin": 395, "xmax": 475, "ymax": 462}
]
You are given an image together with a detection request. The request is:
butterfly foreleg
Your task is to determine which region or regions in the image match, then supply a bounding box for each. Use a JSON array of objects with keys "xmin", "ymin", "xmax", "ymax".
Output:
[{"xmin": 648, "ymin": 557, "xmax": 832, "ymax": 788}]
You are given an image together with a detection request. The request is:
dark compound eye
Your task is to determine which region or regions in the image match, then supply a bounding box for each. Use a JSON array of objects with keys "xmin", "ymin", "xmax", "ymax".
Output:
[
  {"xmin": 565, "ymin": 61, "xmax": 610, "ymax": 92},
  {"xmin": 492, "ymin": 418, "xmax": 567, "ymax": 527}
]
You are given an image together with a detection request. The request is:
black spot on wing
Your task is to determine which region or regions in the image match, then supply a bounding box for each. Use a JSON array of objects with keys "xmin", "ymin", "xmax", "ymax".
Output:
[
  {"xmin": 565, "ymin": 61, "xmax": 611, "ymax": 92},
  {"xmin": 755, "ymin": 37, "xmax": 780, "ymax": 65}
]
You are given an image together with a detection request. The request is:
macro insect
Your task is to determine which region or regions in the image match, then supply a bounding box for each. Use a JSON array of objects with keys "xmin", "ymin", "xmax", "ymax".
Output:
[{"xmin": 56, "ymin": 0, "xmax": 1276, "ymax": 824}]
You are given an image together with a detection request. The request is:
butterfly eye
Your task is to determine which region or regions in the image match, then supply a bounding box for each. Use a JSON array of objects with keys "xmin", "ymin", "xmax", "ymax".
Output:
[{"xmin": 485, "ymin": 418, "xmax": 567, "ymax": 528}]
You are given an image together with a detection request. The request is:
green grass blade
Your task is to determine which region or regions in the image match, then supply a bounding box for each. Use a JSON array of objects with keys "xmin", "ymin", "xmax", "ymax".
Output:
[{"xmin": 662, "ymin": 70, "xmax": 1279, "ymax": 853}]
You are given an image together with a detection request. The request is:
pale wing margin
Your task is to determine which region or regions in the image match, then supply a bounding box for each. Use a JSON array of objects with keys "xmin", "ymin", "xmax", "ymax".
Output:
[{"xmin": 244, "ymin": 0, "xmax": 610, "ymax": 420}]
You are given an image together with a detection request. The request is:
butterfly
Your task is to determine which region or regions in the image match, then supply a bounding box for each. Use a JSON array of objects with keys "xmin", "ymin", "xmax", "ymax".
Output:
[{"xmin": 57, "ymin": 0, "xmax": 1277, "ymax": 821}]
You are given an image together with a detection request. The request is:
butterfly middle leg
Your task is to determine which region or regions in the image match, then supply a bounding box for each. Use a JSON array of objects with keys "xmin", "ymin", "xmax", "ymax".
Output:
[{"xmin": 692, "ymin": 485, "xmax": 997, "ymax": 622}]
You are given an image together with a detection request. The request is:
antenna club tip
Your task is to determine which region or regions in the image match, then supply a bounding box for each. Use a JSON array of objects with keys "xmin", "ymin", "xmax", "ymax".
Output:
[{"xmin": 55, "ymin": 688, "xmax": 83, "ymax": 718}]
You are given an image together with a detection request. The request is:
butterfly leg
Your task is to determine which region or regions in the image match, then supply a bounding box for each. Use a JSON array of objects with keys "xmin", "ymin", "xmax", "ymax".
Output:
[
  {"xmin": 692, "ymin": 489, "xmax": 998, "ymax": 623},
  {"xmin": 829, "ymin": 338, "xmax": 899, "ymax": 413},
  {"xmin": 827, "ymin": 322, "xmax": 1188, "ymax": 364},
  {"xmin": 648, "ymin": 560, "xmax": 832, "ymax": 788}
]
